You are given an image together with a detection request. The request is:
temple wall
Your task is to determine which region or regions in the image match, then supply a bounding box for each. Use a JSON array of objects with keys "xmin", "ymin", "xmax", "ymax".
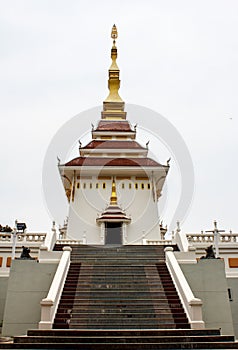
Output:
[
  {"xmin": 2, "ymin": 260, "xmax": 57, "ymax": 337},
  {"xmin": 180, "ymin": 259, "xmax": 234, "ymax": 335},
  {"xmin": 227, "ymin": 278, "xmax": 238, "ymax": 338},
  {"xmin": 0, "ymin": 277, "xmax": 8, "ymax": 328},
  {"xmin": 67, "ymin": 177, "xmax": 160, "ymax": 244}
]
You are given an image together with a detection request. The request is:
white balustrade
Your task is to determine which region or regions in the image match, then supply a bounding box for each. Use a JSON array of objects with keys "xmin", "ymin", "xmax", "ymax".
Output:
[
  {"xmin": 56, "ymin": 239, "xmax": 83, "ymax": 245},
  {"xmin": 39, "ymin": 246, "xmax": 72, "ymax": 329},
  {"xmin": 186, "ymin": 233, "xmax": 238, "ymax": 244},
  {"xmin": 0, "ymin": 232, "xmax": 46, "ymax": 243},
  {"xmin": 165, "ymin": 247, "xmax": 205, "ymax": 329},
  {"xmin": 0, "ymin": 233, "xmax": 11, "ymax": 241},
  {"xmin": 145, "ymin": 239, "xmax": 173, "ymax": 245}
]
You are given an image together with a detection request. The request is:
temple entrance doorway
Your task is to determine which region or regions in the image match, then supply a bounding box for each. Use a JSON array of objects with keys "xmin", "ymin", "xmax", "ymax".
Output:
[{"xmin": 105, "ymin": 222, "xmax": 122, "ymax": 245}]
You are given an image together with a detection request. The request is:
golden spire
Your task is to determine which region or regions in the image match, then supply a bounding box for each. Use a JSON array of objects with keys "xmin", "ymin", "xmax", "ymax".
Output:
[
  {"xmin": 104, "ymin": 24, "xmax": 123, "ymax": 103},
  {"xmin": 111, "ymin": 24, "xmax": 118, "ymax": 46},
  {"xmin": 110, "ymin": 176, "xmax": 118, "ymax": 205}
]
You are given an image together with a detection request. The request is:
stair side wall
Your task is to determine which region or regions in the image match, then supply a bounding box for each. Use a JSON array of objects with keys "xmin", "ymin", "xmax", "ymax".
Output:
[
  {"xmin": 180, "ymin": 259, "xmax": 234, "ymax": 335},
  {"xmin": 0, "ymin": 277, "xmax": 8, "ymax": 328},
  {"xmin": 227, "ymin": 278, "xmax": 238, "ymax": 338},
  {"xmin": 2, "ymin": 260, "xmax": 58, "ymax": 337}
]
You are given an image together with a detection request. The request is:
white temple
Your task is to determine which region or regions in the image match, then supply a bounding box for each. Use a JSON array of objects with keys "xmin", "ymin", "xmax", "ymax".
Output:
[
  {"xmin": 0, "ymin": 25, "xmax": 238, "ymax": 345},
  {"xmin": 58, "ymin": 25, "xmax": 168, "ymax": 245}
]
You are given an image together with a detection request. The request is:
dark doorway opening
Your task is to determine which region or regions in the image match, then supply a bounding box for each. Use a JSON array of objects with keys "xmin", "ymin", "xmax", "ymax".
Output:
[{"xmin": 105, "ymin": 222, "xmax": 122, "ymax": 245}]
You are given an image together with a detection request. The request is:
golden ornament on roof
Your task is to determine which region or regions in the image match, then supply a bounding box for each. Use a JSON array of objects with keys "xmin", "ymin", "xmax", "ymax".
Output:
[{"xmin": 111, "ymin": 24, "xmax": 118, "ymax": 41}]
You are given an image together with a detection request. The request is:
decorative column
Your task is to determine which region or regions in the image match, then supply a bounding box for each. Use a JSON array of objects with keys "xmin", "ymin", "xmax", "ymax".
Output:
[
  {"xmin": 100, "ymin": 222, "xmax": 105, "ymax": 244},
  {"xmin": 122, "ymin": 223, "xmax": 127, "ymax": 244}
]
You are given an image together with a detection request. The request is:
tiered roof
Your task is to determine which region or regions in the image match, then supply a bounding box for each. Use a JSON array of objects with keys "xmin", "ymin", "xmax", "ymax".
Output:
[
  {"xmin": 95, "ymin": 120, "xmax": 133, "ymax": 132},
  {"xmin": 62, "ymin": 25, "xmax": 168, "ymax": 172},
  {"xmin": 65, "ymin": 157, "xmax": 163, "ymax": 167}
]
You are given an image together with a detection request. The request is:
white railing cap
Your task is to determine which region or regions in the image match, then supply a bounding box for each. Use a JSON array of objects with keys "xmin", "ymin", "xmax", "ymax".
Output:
[
  {"xmin": 63, "ymin": 246, "xmax": 72, "ymax": 252},
  {"xmin": 41, "ymin": 299, "xmax": 54, "ymax": 306},
  {"xmin": 164, "ymin": 246, "xmax": 174, "ymax": 252},
  {"xmin": 188, "ymin": 246, "xmax": 196, "ymax": 251},
  {"xmin": 40, "ymin": 246, "xmax": 48, "ymax": 251},
  {"xmin": 189, "ymin": 298, "xmax": 203, "ymax": 306}
]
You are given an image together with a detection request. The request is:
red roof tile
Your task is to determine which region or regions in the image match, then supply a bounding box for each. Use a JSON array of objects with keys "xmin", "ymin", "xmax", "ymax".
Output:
[
  {"xmin": 64, "ymin": 157, "xmax": 164, "ymax": 168},
  {"xmin": 82, "ymin": 140, "xmax": 145, "ymax": 150},
  {"xmin": 97, "ymin": 215, "xmax": 130, "ymax": 220},
  {"xmin": 95, "ymin": 121, "xmax": 133, "ymax": 132}
]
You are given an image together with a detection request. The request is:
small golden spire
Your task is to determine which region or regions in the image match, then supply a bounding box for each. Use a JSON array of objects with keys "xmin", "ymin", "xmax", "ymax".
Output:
[
  {"xmin": 104, "ymin": 24, "xmax": 123, "ymax": 103},
  {"xmin": 111, "ymin": 24, "xmax": 118, "ymax": 46},
  {"xmin": 110, "ymin": 176, "xmax": 118, "ymax": 205}
]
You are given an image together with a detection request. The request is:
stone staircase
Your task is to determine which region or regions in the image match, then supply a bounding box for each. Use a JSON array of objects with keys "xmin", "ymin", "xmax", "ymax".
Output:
[
  {"xmin": 1, "ymin": 244, "xmax": 238, "ymax": 349},
  {"xmin": 54, "ymin": 244, "xmax": 189, "ymax": 329},
  {"xmin": 1, "ymin": 328, "xmax": 238, "ymax": 349}
]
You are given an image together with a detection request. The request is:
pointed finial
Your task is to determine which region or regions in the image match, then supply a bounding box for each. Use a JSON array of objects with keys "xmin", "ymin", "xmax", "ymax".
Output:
[
  {"xmin": 104, "ymin": 24, "xmax": 123, "ymax": 103},
  {"xmin": 111, "ymin": 24, "xmax": 118, "ymax": 46},
  {"xmin": 110, "ymin": 176, "xmax": 118, "ymax": 205}
]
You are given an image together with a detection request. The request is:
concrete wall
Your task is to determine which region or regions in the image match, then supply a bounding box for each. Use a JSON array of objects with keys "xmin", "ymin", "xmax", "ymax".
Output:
[
  {"xmin": 2, "ymin": 259, "xmax": 57, "ymax": 337},
  {"xmin": 180, "ymin": 259, "xmax": 234, "ymax": 335},
  {"xmin": 0, "ymin": 277, "xmax": 8, "ymax": 327},
  {"xmin": 227, "ymin": 278, "xmax": 238, "ymax": 338}
]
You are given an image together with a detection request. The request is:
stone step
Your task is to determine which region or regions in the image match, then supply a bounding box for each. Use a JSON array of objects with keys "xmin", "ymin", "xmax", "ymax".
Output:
[
  {"xmin": 61, "ymin": 290, "xmax": 177, "ymax": 295},
  {"xmin": 62, "ymin": 284, "xmax": 169, "ymax": 289},
  {"xmin": 62, "ymin": 288, "xmax": 177, "ymax": 293},
  {"xmin": 27, "ymin": 329, "xmax": 222, "ymax": 337},
  {"xmin": 57, "ymin": 307, "xmax": 184, "ymax": 313},
  {"xmin": 60, "ymin": 313, "xmax": 175, "ymax": 319},
  {"xmin": 56, "ymin": 313, "xmax": 171, "ymax": 320},
  {"xmin": 61, "ymin": 295, "xmax": 175, "ymax": 300},
  {"xmin": 67, "ymin": 320, "xmax": 177, "ymax": 326},
  {"xmin": 2, "ymin": 342, "xmax": 238, "ymax": 349},
  {"xmin": 58, "ymin": 299, "xmax": 182, "ymax": 305},
  {"xmin": 67, "ymin": 316, "xmax": 184, "ymax": 322},
  {"xmin": 54, "ymin": 324, "xmax": 188, "ymax": 330},
  {"xmin": 70, "ymin": 253, "xmax": 165, "ymax": 257},
  {"xmin": 14, "ymin": 335, "xmax": 236, "ymax": 344}
]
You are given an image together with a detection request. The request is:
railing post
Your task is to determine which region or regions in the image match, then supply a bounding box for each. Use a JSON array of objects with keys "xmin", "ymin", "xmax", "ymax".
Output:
[
  {"xmin": 39, "ymin": 299, "xmax": 54, "ymax": 329},
  {"xmin": 38, "ymin": 246, "xmax": 72, "ymax": 329},
  {"xmin": 165, "ymin": 247, "xmax": 205, "ymax": 330},
  {"xmin": 189, "ymin": 298, "xmax": 204, "ymax": 329}
]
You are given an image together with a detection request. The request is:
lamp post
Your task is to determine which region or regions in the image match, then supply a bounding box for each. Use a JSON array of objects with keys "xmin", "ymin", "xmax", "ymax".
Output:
[
  {"xmin": 11, "ymin": 220, "xmax": 27, "ymax": 261},
  {"xmin": 11, "ymin": 220, "xmax": 18, "ymax": 260}
]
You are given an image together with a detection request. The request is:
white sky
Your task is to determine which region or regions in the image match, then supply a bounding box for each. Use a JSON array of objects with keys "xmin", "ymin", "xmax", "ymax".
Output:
[{"xmin": 0, "ymin": 0, "xmax": 238, "ymax": 234}]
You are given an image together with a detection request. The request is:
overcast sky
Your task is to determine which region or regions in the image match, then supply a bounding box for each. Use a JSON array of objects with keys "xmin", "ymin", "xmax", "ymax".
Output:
[{"xmin": 0, "ymin": 0, "xmax": 238, "ymax": 234}]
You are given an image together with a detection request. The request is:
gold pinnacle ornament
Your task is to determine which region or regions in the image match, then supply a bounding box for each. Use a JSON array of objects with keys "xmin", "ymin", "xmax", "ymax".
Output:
[
  {"xmin": 104, "ymin": 24, "xmax": 123, "ymax": 103},
  {"xmin": 111, "ymin": 24, "xmax": 118, "ymax": 45},
  {"xmin": 110, "ymin": 177, "xmax": 118, "ymax": 205}
]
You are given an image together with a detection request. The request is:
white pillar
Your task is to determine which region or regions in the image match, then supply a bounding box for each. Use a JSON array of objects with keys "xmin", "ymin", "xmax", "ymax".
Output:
[
  {"xmin": 100, "ymin": 222, "xmax": 105, "ymax": 244},
  {"xmin": 11, "ymin": 220, "xmax": 18, "ymax": 260},
  {"xmin": 214, "ymin": 228, "xmax": 220, "ymax": 258},
  {"xmin": 122, "ymin": 223, "xmax": 127, "ymax": 244}
]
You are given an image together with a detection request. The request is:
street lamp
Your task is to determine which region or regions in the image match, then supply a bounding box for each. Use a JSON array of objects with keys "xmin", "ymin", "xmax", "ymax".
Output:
[{"xmin": 11, "ymin": 220, "xmax": 27, "ymax": 260}]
